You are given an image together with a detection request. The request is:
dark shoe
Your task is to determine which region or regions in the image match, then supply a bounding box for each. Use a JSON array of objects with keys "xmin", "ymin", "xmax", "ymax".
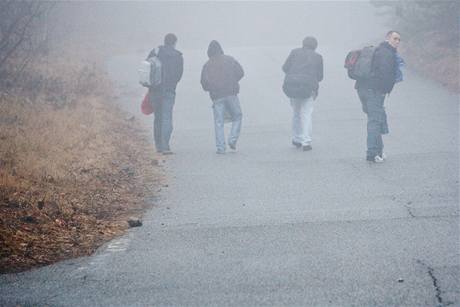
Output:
[
  {"xmin": 162, "ymin": 150, "xmax": 174, "ymax": 155},
  {"xmin": 302, "ymin": 145, "xmax": 312, "ymax": 151},
  {"xmin": 228, "ymin": 142, "xmax": 236, "ymax": 150},
  {"xmin": 216, "ymin": 150, "xmax": 226, "ymax": 154},
  {"xmin": 292, "ymin": 141, "xmax": 302, "ymax": 148}
]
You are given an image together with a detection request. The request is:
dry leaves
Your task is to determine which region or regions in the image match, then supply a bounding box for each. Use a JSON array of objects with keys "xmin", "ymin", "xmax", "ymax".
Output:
[{"xmin": 0, "ymin": 57, "xmax": 161, "ymax": 274}]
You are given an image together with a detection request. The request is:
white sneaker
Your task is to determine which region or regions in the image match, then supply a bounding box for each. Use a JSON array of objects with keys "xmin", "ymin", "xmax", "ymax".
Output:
[
  {"xmin": 374, "ymin": 155, "xmax": 384, "ymax": 163},
  {"xmin": 381, "ymin": 152, "xmax": 387, "ymax": 160}
]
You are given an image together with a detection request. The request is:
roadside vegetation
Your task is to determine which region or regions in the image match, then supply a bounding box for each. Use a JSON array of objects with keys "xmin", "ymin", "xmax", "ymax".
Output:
[{"xmin": 0, "ymin": 2, "xmax": 160, "ymax": 273}]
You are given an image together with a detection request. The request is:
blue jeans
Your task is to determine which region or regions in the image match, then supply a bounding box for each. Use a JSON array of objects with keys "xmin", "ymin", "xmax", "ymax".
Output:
[
  {"xmin": 212, "ymin": 95, "xmax": 242, "ymax": 152},
  {"xmin": 152, "ymin": 90, "xmax": 175, "ymax": 152},
  {"xmin": 357, "ymin": 88, "xmax": 389, "ymax": 158}
]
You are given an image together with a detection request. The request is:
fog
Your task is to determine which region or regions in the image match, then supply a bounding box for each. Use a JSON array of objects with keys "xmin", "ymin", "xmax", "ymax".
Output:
[{"xmin": 56, "ymin": 1, "xmax": 387, "ymax": 54}]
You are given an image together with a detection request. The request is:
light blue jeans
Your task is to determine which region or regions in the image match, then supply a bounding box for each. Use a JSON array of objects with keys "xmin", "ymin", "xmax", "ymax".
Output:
[
  {"xmin": 212, "ymin": 95, "xmax": 242, "ymax": 153},
  {"xmin": 290, "ymin": 97, "xmax": 314, "ymax": 146},
  {"xmin": 357, "ymin": 88, "xmax": 389, "ymax": 159},
  {"xmin": 152, "ymin": 90, "xmax": 175, "ymax": 152}
]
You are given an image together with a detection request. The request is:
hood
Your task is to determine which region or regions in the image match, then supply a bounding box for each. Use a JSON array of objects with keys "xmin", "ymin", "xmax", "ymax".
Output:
[{"xmin": 207, "ymin": 40, "xmax": 224, "ymax": 58}]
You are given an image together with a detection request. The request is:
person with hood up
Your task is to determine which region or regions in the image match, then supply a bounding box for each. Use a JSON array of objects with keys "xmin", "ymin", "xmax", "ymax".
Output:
[
  {"xmin": 147, "ymin": 33, "xmax": 183, "ymax": 155},
  {"xmin": 200, "ymin": 40, "xmax": 244, "ymax": 154},
  {"xmin": 355, "ymin": 30, "xmax": 401, "ymax": 163}
]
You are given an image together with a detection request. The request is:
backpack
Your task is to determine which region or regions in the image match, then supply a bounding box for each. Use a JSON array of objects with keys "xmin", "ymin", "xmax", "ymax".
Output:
[
  {"xmin": 139, "ymin": 53, "xmax": 162, "ymax": 87},
  {"xmin": 344, "ymin": 46, "xmax": 376, "ymax": 80},
  {"xmin": 282, "ymin": 73, "xmax": 317, "ymax": 99}
]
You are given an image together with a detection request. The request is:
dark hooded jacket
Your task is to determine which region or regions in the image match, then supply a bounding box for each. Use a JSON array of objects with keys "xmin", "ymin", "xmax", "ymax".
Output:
[
  {"xmin": 282, "ymin": 47, "xmax": 323, "ymax": 99},
  {"xmin": 147, "ymin": 44, "xmax": 183, "ymax": 93},
  {"xmin": 200, "ymin": 41, "xmax": 244, "ymax": 100},
  {"xmin": 356, "ymin": 41, "xmax": 397, "ymax": 94}
]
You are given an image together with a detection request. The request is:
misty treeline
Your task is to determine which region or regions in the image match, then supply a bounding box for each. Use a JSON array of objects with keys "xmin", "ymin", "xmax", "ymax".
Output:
[
  {"xmin": 0, "ymin": 1, "xmax": 56, "ymax": 89},
  {"xmin": 0, "ymin": 1, "xmax": 458, "ymax": 95},
  {"xmin": 0, "ymin": 1, "xmax": 101, "ymax": 108},
  {"xmin": 372, "ymin": 0, "xmax": 459, "ymax": 47}
]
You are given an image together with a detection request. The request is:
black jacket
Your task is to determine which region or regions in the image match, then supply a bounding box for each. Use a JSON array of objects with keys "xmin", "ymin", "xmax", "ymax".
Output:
[
  {"xmin": 356, "ymin": 41, "xmax": 397, "ymax": 94},
  {"xmin": 282, "ymin": 47, "xmax": 323, "ymax": 99},
  {"xmin": 147, "ymin": 45, "xmax": 183, "ymax": 93},
  {"xmin": 201, "ymin": 41, "xmax": 244, "ymax": 100}
]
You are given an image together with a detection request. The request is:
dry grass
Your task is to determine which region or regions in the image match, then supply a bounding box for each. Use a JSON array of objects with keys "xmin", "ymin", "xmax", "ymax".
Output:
[{"xmin": 0, "ymin": 54, "xmax": 161, "ymax": 273}]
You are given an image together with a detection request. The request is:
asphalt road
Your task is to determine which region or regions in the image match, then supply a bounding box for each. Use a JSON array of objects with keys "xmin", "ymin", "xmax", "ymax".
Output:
[{"xmin": 1, "ymin": 46, "xmax": 458, "ymax": 306}]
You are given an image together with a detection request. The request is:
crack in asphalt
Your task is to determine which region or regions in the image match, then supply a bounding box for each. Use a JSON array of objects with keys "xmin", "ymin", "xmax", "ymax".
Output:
[
  {"xmin": 349, "ymin": 161, "xmax": 420, "ymax": 220},
  {"xmin": 404, "ymin": 205, "xmax": 416, "ymax": 218},
  {"xmin": 427, "ymin": 267, "xmax": 445, "ymax": 307},
  {"xmin": 417, "ymin": 260, "xmax": 453, "ymax": 307}
]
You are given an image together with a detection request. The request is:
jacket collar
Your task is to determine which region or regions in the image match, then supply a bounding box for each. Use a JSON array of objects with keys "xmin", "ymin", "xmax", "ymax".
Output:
[{"xmin": 381, "ymin": 41, "xmax": 397, "ymax": 53}]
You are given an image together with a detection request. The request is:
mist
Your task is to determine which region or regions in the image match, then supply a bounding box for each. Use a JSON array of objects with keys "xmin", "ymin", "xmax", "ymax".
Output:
[{"xmin": 55, "ymin": 1, "xmax": 387, "ymax": 54}]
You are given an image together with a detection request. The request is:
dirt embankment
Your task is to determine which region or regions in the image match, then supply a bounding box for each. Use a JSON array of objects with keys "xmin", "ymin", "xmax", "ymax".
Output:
[
  {"xmin": 400, "ymin": 32, "xmax": 459, "ymax": 93},
  {"xmin": 0, "ymin": 53, "xmax": 161, "ymax": 274}
]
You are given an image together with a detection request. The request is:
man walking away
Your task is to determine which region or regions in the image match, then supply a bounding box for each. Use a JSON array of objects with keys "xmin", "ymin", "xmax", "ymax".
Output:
[
  {"xmin": 282, "ymin": 36, "xmax": 323, "ymax": 151},
  {"xmin": 147, "ymin": 33, "xmax": 183, "ymax": 155},
  {"xmin": 201, "ymin": 40, "xmax": 244, "ymax": 154},
  {"xmin": 355, "ymin": 30, "xmax": 401, "ymax": 163}
]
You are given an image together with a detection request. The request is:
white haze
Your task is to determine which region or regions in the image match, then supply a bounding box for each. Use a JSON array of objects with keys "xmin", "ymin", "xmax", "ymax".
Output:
[{"xmin": 54, "ymin": 1, "xmax": 387, "ymax": 54}]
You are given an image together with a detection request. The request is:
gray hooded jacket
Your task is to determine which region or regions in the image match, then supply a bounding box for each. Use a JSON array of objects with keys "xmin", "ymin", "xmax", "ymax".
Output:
[{"xmin": 200, "ymin": 41, "xmax": 244, "ymax": 100}]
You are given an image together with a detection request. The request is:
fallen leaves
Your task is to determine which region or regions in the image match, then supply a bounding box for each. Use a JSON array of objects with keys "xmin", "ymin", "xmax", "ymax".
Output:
[{"xmin": 0, "ymin": 87, "xmax": 161, "ymax": 274}]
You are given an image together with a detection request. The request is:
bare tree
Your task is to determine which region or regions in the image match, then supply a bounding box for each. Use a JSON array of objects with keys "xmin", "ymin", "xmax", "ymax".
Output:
[{"xmin": 0, "ymin": 1, "xmax": 55, "ymax": 88}]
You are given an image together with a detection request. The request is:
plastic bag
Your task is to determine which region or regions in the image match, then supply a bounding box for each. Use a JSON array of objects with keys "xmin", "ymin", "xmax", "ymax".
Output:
[{"xmin": 141, "ymin": 92, "xmax": 154, "ymax": 115}]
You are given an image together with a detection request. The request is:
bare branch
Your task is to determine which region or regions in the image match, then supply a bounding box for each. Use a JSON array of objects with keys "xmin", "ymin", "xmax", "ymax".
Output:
[{"xmin": 0, "ymin": 1, "xmax": 50, "ymax": 71}]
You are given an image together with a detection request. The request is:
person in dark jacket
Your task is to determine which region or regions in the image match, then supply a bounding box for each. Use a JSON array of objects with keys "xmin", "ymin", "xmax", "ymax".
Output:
[
  {"xmin": 282, "ymin": 36, "xmax": 323, "ymax": 151},
  {"xmin": 356, "ymin": 30, "xmax": 400, "ymax": 163},
  {"xmin": 147, "ymin": 33, "xmax": 183, "ymax": 155},
  {"xmin": 201, "ymin": 40, "xmax": 244, "ymax": 154}
]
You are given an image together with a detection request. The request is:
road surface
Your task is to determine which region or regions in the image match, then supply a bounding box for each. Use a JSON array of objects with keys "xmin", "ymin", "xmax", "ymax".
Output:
[{"xmin": 1, "ymin": 46, "xmax": 458, "ymax": 306}]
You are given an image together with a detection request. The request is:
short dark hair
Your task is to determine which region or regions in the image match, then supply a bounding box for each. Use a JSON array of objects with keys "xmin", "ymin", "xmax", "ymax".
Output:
[
  {"xmin": 164, "ymin": 33, "xmax": 177, "ymax": 46},
  {"xmin": 302, "ymin": 36, "xmax": 318, "ymax": 50},
  {"xmin": 386, "ymin": 30, "xmax": 401, "ymax": 38}
]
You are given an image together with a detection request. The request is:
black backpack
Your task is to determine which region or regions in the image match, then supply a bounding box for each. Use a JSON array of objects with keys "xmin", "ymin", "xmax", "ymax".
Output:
[
  {"xmin": 282, "ymin": 52, "xmax": 319, "ymax": 99},
  {"xmin": 344, "ymin": 46, "xmax": 376, "ymax": 80},
  {"xmin": 282, "ymin": 73, "xmax": 317, "ymax": 99}
]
